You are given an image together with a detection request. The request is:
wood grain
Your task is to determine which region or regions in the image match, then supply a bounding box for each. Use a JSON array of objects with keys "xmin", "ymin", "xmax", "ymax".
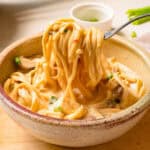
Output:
[{"xmin": 0, "ymin": 106, "xmax": 150, "ymax": 150}]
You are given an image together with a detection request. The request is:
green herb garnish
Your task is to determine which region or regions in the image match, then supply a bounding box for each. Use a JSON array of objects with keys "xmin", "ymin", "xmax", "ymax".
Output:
[
  {"xmin": 89, "ymin": 17, "xmax": 99, "ymax": 22},
  {"xmin": 126, "ymin": 6, "xmax": 150, "ymax": 25},
  {"xmin": 64, "ymin": 28, "xmax": 68, "ymax": 33},
  {"xmin": 131, "ymin": 31, "xmax": 137, "ymax": 38},
  {"xmin": 54, "ymin": 106, "xmax": 62, "ymax": 112},
  {"xmin": 106, "ymin": 73, "xmax": 113, "ymax": 80},
  {"xmin": 14, "ymin": 56, "xmax": 21, "ymax": 65},
  {"xmin": 49, "ymin": 95, "xmax": 58, "ymax": 104},
  {"xmin": 84, "ymin": 17, "xmax": 99, "ymax": 22}
]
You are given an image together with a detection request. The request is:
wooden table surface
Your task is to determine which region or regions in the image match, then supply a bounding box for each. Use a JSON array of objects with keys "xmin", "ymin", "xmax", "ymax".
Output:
[{"xmin": 0, "ymin": 107, "xmax": 150, "ymax": 150}]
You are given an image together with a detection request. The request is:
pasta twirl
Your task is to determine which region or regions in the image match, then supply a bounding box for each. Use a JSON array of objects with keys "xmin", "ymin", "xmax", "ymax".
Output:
[{"xmin": 3, "ymin": 19, "xmax": 146, "ymax": 120}]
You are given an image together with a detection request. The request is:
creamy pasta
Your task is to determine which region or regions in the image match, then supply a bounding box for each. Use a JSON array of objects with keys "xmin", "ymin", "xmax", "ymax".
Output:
[{"xmin": 3, "ymin": 19, "xmax": 146, "ymax": 120}]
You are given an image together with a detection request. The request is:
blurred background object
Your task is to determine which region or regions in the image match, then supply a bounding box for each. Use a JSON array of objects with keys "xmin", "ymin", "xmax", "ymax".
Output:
[
  {"xmin": 0, "ymin": 0, "xmax": 149, "ymax": 51},
  {"xmin": 0, "ymin": 0, "xmax": 50, "ymax": 6}
]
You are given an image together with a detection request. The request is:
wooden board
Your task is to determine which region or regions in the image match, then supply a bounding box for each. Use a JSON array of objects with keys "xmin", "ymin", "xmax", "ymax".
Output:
[{"xmin": 0, "ymin": 106, "xmax": 150, "ymax": 150}]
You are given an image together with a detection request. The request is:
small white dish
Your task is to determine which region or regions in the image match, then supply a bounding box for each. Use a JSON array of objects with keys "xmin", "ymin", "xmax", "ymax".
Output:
[{"xmin": 70, "ymin": 3, "xmax": 114, "ymax": 32}]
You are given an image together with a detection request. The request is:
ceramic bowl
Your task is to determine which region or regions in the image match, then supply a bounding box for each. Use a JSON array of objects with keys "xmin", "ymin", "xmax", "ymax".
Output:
[
  {"xmin": 70, "ymin": 3, "xmax": 114, "ymax": 31},
  {"xmin": 0, "ymin": 34, "xmax": 150, "ymax": 147}
]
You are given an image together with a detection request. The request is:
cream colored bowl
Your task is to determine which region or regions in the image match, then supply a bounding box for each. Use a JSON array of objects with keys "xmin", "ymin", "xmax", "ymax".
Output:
[{"xmin": 0, "ymin": 34, "xmax": 150, "ymax": 147}]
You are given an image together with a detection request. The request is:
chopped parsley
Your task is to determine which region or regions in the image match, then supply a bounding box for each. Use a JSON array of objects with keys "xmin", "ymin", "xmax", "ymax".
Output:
[
  {"xmin": 14, "ymin": 56, "xmax": 21, "ymax": 65},
  {"xmin": 83, "ymin": 17, "xmax": 99, "ymax": 22},
  {"xmin": 64, "ymin": 28, "xmax": 68, "ymax": 33},
  {"xmin": 131, "ymin": 31, "xmax": 137, "ymax": 38},
  {"xmin": 106, "ymin": 73, "xmax": 113, "ymax": 80},
  {"xmin": 54, "ymin": 106, "xmax": 62, "ymax": 112},
  {"xmin": 89, "ymin": 18, "xmax": 99, "ymax": 22},
  {"xmin": 49, "ymin": 95, "xmax": 58, "ymax": 104}
]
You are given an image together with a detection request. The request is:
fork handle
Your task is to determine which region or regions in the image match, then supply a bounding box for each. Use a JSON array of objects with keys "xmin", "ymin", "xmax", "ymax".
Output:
[{"xmin": 104, "ymin": 13, "xmax": 150, "ymax": 40}]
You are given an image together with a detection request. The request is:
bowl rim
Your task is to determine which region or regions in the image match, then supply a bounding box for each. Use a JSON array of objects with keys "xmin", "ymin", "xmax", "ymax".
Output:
[
  {"xmin": 0, "ymin": 34, "xmax": 150, "ymax": 127},
  {"xmin": 70, "ymin": 2, "xmax": 114, "ymax": 24}
]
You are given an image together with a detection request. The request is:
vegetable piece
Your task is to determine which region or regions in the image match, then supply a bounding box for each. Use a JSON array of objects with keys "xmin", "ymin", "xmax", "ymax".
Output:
[
  {"xmin": 14, "ymin": 56, "xmax": 21, "ymax": 65},
  {"xmin": 132, "ymin": 17, "xmax": 150, "ymax": 25},
  {"xmin": 64, "ymin": 28, "xmax": 68, "ymax": 33},
  {"xmin": 49, "ymin": 95, "xmax": 58, "ymax": 104},
  {"xmin": 54, "ymin": 106, "xmax": 62, "ymax": 112},
  {"xmin": 106, "ymin": 73, "xmax": 113, "ymax": 80},
  {"xmin": 126, "ymin": 6, "xmax": 150, "ymax": 25},
  {"xmin": 126, "ymin": 6, "xmax": 150, "ymax": 17},
  {"xmin": 89, "ymin": 18, "xmax": 99, "ymax": 22},
  {"xmin": 131, "ymin": 31, "xmax": 137, "ymax": 38}
]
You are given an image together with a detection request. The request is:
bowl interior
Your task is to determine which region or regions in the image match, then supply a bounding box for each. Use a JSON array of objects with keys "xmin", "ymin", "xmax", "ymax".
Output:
[
  {"xmin": 0, "ymin": 34, "xmax": 150, "ymax": 126},
  {"xmin": 0, "ymin": 35, "xmax": 150, "ymax": 91},
  {"xmin": 0, "ymin": 35, "xmax": 150, "ymax": 101}
]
